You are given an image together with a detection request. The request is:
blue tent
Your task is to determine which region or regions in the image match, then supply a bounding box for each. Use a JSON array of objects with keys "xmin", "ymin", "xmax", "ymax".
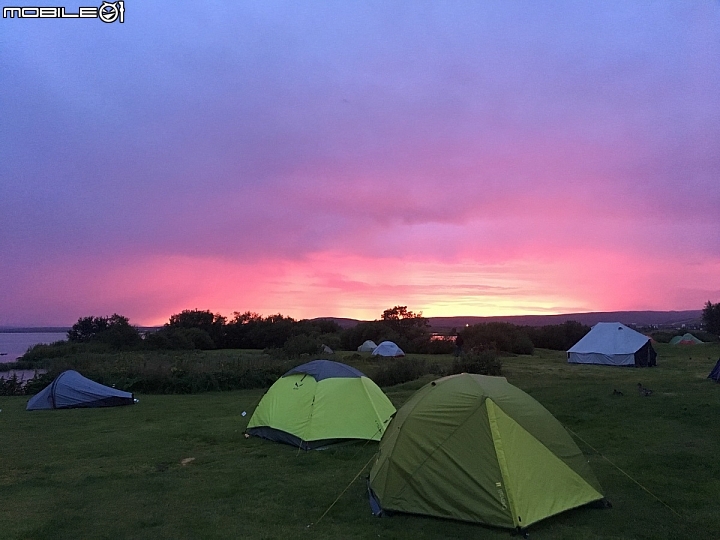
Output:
[
  {"xmin": 26, "ymin": 370, "xmax": 134, "ymax": 410},
  {"xmin": 708, "ymin": 360, "xmax": 720, "ymax": 383}
]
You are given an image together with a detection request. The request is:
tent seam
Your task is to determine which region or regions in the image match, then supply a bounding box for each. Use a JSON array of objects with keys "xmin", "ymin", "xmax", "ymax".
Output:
[{"xmin": 486, "ymin": 399, "xmax": 520, "ymax": 527}]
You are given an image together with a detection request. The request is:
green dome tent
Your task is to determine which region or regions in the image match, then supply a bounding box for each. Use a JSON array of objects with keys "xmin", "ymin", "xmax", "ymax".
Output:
[
  {"xmin": 369, "ymin": 373, "xmax": 605, "ymax": 531},
  {"xmin": 246, "ymin": 360, "xmax": 396, "ymax": 450}
]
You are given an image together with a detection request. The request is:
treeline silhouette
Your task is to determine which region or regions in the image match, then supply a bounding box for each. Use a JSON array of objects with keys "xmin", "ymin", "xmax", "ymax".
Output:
[{"xmin": 19, "ymin": 308, "xmax": 594, "ymax": 364}]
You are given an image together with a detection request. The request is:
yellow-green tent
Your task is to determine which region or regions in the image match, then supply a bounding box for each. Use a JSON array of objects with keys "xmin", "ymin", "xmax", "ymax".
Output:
[
  {"xmin": 246, "ymin": 360, "xmax": 395, "ymax": 450},
  {"xmin": 369, "ymin": 373, "xmax": 605, "ymax": 531}
]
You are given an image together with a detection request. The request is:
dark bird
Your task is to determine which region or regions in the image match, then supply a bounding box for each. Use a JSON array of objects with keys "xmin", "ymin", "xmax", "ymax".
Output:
[
  {"xmin": 612, "ymin": 389, "xmax": 624, "ymax": 396},
  {"xmin": 637, "ymin": 383, "xmax": 653, "ymax": 397}
]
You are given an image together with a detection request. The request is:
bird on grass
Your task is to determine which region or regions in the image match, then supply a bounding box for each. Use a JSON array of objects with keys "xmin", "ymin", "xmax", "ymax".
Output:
[
  {"xmin": 612, "ymin": 389, "xmax": 624, "ymax": 396},
  {"xmin": 637, "ymin": 383, "xmax": 653, "ymax": 397}
]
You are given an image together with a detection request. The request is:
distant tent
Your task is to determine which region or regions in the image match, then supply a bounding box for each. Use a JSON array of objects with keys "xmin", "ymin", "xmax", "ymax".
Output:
[
  {"xmin": 321, "ymin": 344, "xmax": 334, "ymax": 354},
  {"xmin": 27, "ymin": 370, "xmax": 134, "ymax": 410},
  {"xmin": 372, "ymin": 341, "xmax": 405, "ymax": 357},
  {"xmin": 246, "ymin": 360, "xmax": 396, "ymax": 450},
  {"xmin": 669, "ymin": 333, "xmax": 703, "ymax": 345},
  {"xmin": 708, "ymin": 359, "xmax": 720, "ymax": 382},
  {"xmin": 369, "ymin": 373, "xmax": 605, "ymax": 530},
  {"xmin": 567, "ymin": 322, "xmax": 656, "ymax": 367},
  {"xmin": 357, "ymin": 340, "xmax": 378, "ymax": 352}
]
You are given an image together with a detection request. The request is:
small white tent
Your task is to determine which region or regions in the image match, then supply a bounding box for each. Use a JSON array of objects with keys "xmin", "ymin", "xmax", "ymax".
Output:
[
  {"xmin": 372, "ymin": 341, "xmax": 405, "ymax": 357},
  {"xmin": 357, "ymin": 340, "xmax": 378, "ymax": 352},
  {"xmin": 567, "ymin": 322, "xmax": 656, "ymax": 367}
]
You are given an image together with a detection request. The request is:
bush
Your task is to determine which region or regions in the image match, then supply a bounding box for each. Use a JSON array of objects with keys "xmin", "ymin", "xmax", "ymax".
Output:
[
  {"xmin": 694, "ymin": 330, "xmax": 719, "ymax": 342},
  {"xmin": 20, "ymin": 341, "xmax": 83, "ymax": 364},
  {"xmin": 0, "ymin": 371, "xmax": 53, "ymax": 396},
  {"xmin": 20, "ymin": 351, "xmax": 297, "ymax": 395},
  {"xmin": 449, "ymin": 350, "xmax": 503, "ymax": 376},
  {"xmin": 461, "ymin": 323, "xmax": 534, "ymax": 355},
  {"xmin": 166, "ymin": 309, "xmax": 226, "ymax": 348},
  {"xmin": 0, "ymin": 374, "xmax": 27, "ymax": 396},
  {"xmin": 424, "ymin": 337, "xmax": 456, "ymax": 355},
  {"xmin": 68, "ymin": 314, "xmax": 141, "ymax": 349},
  {"xmin": 650, "ymin": 331, "xmax": 675, "ymax": 344},
  {"xmin": 369, "ymin": 358, "xmax": 442, "ymax": 387},
  {"xmin": 24, "ymin": 372, "xmax": 55, "ymax": 394},
  {"xmin": 143, "ymin": 328, "xmax": 215, "ymax": 350},
  {"xmin": 282, "ymin": 334, "xmax": 322, "ymax": 357},
  {"xmin": 525, "ymin": 321, "xmax": 590, "ymax": 351}
]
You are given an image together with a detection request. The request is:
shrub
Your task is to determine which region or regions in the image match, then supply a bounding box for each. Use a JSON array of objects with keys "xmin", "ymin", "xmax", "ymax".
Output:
[
  {"xmin": 424, "ymin": 337, "xmax": 456, "ymax": 355},
  {"xmin": 525, "ymin": 321, "xmax": 590, "ymax": 351},
  {"xmin": 20, "ymin": 341, "xmax": 83, "ymax": 364},
  {"xmin": 461, "ymin": 323, "xmax": 534, "ymax": 355},
  {"xmin": 694, "ymin": 330, "xmax": 719, "ymax": 342},
  {"xmin": 166, "ymin": 309, "xmax": 226, "ymax": 348},
  {"xmin": 20, "ymin": 351, "xmax": 297, "ymax": 395},
  {"xmin": 650, "ymin": 331, "xmax": 676, "ymax": 344},
  {"xmin": 0, "ymin": 374, "xmax": 26, "ymax": 396},
  {"xmin": 449, "ymin": 350, "xmax": 503, "ymax": 377},
  {"xmin": 23, "ymin": 372, "xmax": 55, "ymax": 394},
  {"xmin": 0, "ymin": 371, "xmax": 53, "ymax": 396},
  {"xmin": 143, "ymin": 328, "xmax": 215, "ymax": 350},
  {"xmin": 282, "ymin": 334, "xmax": 322, "ymax": 357},
  {"xmin": 68, "ymin": 314, "xmax": 141, "ymax": 349},
  {"xmin": 369, "ymin": 358, "xmax": 442, "ymax": 387}
]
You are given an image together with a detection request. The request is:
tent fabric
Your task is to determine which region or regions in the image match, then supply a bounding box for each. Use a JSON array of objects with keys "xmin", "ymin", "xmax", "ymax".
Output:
[
  {"xmin": 371, "ymin": 341, "xmax": 405, "ymax": 357},
  {"xmin": 669, "ymin": 333, "xmax": 703, "ymax": 345},
  {"xmin": 26, "ymin": 370, "xmax": 134, "ymax": 410},
  {"xmin": 708, "ymin": 359, "xmax": 720, "ymax": 382},
  {"xmin": 567, "ymin": 322, "xmax": 657, "ymax": 367},
  {"xmin": 357, "ymin": 340, "xmax": 378, "ymax": 352},
  {"xmin": 368, "ymin": 373, "xmax": 603, "ymax": 530},
  {"xmin": 282, "ymin": 359, "xmax": 364, "ymax": 381},
  {"xmin": 247, "ymin": 360, "xmax": 396, "ymax": 450}
]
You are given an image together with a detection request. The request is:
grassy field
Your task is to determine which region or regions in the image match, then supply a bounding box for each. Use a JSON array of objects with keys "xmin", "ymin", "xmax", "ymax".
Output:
[{"xmin": 1, "ymin": 344, "xmax": 719, "ymax": 539}]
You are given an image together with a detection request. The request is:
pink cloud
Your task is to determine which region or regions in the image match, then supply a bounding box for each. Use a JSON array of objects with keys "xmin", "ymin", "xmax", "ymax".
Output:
[{"xmin": 3, "ymin": 244, "xmax": 716, "ymax": 327}]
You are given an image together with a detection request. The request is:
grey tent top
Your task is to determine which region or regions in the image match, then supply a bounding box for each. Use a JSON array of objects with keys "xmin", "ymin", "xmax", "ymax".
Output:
[
  {"xmin": 26, "ymin": 370, "xmax": 134, "ymax": 410},
  {"xmin": 282, "ymin": 360, "xmax": 365, "ymax": 381}
]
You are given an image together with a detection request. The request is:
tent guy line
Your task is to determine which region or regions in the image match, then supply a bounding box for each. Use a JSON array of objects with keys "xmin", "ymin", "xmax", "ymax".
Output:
[{"xmin": 564, "ymin": 426, "xmax": 682, "ymax": 519}]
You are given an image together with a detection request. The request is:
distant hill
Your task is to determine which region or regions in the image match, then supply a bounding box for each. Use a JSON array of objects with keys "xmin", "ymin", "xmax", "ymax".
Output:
[
  {"xmin": 310, "ymin": 317, "xmax": 361, "ymax": 329},
  {"xmin": 314, "ymin": 310, "xmax": 703, "ymax": 331}
]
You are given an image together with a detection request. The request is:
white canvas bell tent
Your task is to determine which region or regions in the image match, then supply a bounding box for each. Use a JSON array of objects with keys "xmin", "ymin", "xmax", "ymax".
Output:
[{"xmin": 567, "ymin": 322, "xmax": 656, "ymax": 367}]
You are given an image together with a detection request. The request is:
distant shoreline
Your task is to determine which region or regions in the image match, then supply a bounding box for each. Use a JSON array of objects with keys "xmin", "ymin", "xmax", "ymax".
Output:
[{"xmin": 0, "ymin": 328, "xmax": 70, "ymax": 333}]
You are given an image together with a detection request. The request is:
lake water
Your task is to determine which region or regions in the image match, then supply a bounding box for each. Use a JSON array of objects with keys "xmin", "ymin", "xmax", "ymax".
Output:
[{"xmin": 0, "ymin": 332, "xmax": 67, "ymax": 363}]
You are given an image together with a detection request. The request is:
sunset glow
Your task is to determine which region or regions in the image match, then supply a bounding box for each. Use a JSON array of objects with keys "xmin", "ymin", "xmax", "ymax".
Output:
[{"xmin": 2, "ymin": 2, "xmax": 719, "ymax": 326}]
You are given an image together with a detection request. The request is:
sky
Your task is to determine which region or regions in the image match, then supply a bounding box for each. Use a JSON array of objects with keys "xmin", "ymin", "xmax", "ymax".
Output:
[{"xmin": 1, "ymin": 1, "xmax": 719, "ymax": 326}]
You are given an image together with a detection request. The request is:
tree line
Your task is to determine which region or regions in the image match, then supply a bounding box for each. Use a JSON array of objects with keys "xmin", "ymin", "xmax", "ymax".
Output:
[
  {"xmin": 22, "ymin": 299, "xmax": 719, "ymax": 363},
  {"xmin": 59, "ymin": 306, "xmax": 446, "ymax": 356},
  {"xmin": 52, "ymin": 306, "xmax": 597, "ymax": 356},
  {"xmin": 703, "ymin": 301, "xmax": 720, "ymax": 335}
]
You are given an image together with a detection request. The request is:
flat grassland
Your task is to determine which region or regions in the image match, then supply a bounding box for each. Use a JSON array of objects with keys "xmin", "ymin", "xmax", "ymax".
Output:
[{"xmin": 1, "ymin": 344, "xmax": 719, "ymax": 539}]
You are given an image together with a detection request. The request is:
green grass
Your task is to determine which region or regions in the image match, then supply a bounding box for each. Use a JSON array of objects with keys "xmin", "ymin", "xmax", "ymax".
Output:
[{"xmin": 1, "ymin": 344, "xmax": 719, "ymax": 539}]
